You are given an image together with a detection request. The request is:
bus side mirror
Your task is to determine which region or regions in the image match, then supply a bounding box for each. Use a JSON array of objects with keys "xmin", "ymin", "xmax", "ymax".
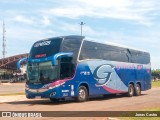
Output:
[
  {"xmin": 52, "ymin": 52, "xmax": 73, "ymax": 65},
  {"xmin": 17, "ymin": 57, "xmax": 28, "ymax": 70}
]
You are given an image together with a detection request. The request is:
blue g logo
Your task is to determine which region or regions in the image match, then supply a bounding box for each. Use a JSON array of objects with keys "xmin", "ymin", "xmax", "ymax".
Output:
[{"xmin": 94, "ymin": 64, "xmax": 115, "ymax": 86}]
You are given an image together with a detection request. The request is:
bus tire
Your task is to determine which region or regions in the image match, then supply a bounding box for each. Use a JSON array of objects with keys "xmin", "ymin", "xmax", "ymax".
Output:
[
  {"xmin": 50, "ymin": 98, "xmax": 59, "ymax": 102},
  {"xmin": 134, "ymin": 84, "xmax": 141, "ymax": 96},
  {"xmin": 127, "ymin": 84, "xmax": 134, "ymax": 97},
  {"xmin": 77, "ymin": 86, "xmax": 88, "ymax": 102}
]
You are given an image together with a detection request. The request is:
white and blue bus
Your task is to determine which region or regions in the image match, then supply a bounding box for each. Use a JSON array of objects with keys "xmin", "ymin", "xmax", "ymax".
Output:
[{"xmin": 18, "ymin": 35, "xmax": 151, "ymax": 102}]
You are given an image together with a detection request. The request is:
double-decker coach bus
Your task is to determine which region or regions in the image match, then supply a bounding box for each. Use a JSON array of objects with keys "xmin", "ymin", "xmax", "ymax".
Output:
[{"xmin": 18, "ymin": 35, "xmax": 151, "ymax": 102}]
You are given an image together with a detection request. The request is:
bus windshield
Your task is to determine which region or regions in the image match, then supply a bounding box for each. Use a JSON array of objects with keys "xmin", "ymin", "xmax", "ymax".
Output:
[{"xmin": 27, "ymin": 61, "xmax": 58, "ymax": 84}]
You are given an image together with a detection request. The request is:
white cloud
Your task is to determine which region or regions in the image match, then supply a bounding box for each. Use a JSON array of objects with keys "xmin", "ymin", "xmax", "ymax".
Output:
[
  {"xmin": 1, "ymin": 0, "xmax": 160, "ymax": 69},
  {"xmin": 42, "ymin": 0, "xmax": 159, "ymax": 25},
  {"xmin": 78, "ymin": 0, "xmax": 131, "ymax": 8},
  {"xmin": 45, "ymin": 7, "xmax": 85, "ymax": 19},
  {"xmin": 54, "ymin": 21, "xmax": 108, "ymax": 37},
  {"xmin": 42, "ymin": 16, "xmax": 51, "ymax": 26},
  {"xmin": 14, "ymin": 15, "xmax": 34, "ymax": 24},
  {"xmin": 6, "ymin": 26, "xmax": 47, "ymax": 44}
]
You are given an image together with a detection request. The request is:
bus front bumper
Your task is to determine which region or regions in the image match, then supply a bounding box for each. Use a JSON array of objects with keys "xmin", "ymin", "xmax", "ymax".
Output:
[{"xmin": 25, "ymin": 88, "xmax": 60, "ymax": 99}]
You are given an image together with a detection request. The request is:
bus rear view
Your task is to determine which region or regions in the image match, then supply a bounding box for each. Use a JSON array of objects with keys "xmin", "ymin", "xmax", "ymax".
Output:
[{"xmin": 17, "ymin": 35, "xmax": 151, "ymax": 102}]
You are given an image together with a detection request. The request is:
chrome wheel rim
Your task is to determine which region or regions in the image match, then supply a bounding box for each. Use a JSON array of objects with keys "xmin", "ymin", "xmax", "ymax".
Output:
[
  {"xmin": 136, "ymin": 85, "xmax": 140, "ymax": 94},
  {"xmin": 79, "ymin": 89, "xmax": 86, "ymax": 100},
  {"xmin": 129, "ymin": 86, "xmax": 133, "ymax": 95}
]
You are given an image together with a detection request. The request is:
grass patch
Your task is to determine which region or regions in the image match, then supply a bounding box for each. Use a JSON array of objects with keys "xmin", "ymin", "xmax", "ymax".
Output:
[
  {"xmin": 0, "ymin": 92, "xmax": 25, "ymax": 96},
  {"xmin": 152, "ymin": 108, "xmax": 160, "ymax": 110},
  {"xmin": 152, "ymin": 80, "xmax": 160, "ymax": 88},
  {"xmin": 144, "ymin": 108, "xmax": 160, "ymax": 111}
]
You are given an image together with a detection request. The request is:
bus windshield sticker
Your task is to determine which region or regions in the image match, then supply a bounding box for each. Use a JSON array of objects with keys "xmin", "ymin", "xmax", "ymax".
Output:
[
  {"xmin": 35, "ymin": 54, "xmax": 46, "ymax": 58},
  {"xmin": 34, "ymin": 41, "xmax": 51, "ymax": 47}
]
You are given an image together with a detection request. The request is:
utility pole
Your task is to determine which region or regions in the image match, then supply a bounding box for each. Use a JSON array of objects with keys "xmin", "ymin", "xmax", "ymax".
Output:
[
  {"xmin": 2, "ymin": 21, "xmax": 6, "ymax": 59},
  {"xmin": 79, "ymin": 22, "xmax": 85, "ymax": 36}
]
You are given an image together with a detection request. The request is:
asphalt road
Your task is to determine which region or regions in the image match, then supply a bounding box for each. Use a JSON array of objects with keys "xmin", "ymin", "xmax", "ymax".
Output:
[
  {"xmin": 0, "ymin": 84, "xmax": 160, "ymax": 120},
  {"xmin": 0, "ymin": 83, "xmax": 25, "ymax": 94},
  {"xmin": 0, "ymin": 87, "xmax": 160, "ymax": 111}
]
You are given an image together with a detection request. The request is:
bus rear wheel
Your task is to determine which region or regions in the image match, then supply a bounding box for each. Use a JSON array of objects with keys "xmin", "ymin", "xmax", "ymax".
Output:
[
  {"xmin": 77, "ymin": 86, "xmax": 88, "ymax": 102},
  {"xmin": 134, "ymin": 84, "xmax": 141, "ymax": 96},
  {"xmin": 127, "ymin": 84, "xmax": 134, "ymax": 97}
]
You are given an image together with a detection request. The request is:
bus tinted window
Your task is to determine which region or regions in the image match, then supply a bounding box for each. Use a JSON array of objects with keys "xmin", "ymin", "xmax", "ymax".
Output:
[
  {"xmin": 130, "ymin": 50, "xmax": 150, "ymax": 64},
  {"xmin": 61, "ymin": 38, "xmax": 82, "ymax": 63},
  {"xmin": 60, "ymin": 57, "xmax": 74, "ymax": 79},
  {"xmin": 79, "ymin": 41, "xmax": 128, "ymax": 62},
  {"xmin": 79, "ymin": 40, "xmax": 150, "ymax": 64},
  {"xmin": 30, "ymin": 38, "xmax": 62, "ymax": 59}
]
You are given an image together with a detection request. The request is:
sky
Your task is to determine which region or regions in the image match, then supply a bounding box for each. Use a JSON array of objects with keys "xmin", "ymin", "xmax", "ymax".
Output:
[{"xmin": 0, "ymin": 0, "xmax": 160, "ymax": 69}]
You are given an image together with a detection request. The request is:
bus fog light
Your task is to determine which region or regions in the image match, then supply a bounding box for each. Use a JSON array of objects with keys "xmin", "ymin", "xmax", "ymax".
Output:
[
  {"xmin": 26, "ymin": 88, "xmax": 29, "ymax": 90},
  {"xmin": 50, "ymin": 92, "xmax": 56, "ymax": 97},
  {"xmin": 26, "ymin": 93, "xmax": 31, "ymax": 98},
  {"xmin": 25, "ymin": 84, "xmax": 29, "ymax": 90}
]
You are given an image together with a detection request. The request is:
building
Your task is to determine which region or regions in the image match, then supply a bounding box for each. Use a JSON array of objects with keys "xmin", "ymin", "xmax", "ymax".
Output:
[{"xmin": 0, "ymin": 53, "xmax": 29, "ymax": 80}]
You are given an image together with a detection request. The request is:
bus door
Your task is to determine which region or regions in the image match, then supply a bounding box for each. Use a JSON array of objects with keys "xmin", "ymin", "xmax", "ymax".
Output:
[{"xmin": 59, "ymin": 56, "xmax": 75, "ymax": 96}]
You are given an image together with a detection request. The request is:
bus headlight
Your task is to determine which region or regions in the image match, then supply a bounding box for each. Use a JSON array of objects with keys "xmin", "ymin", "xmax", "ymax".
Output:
[{"xmin": 25, "ymin": 84, "xmax": 29, "ymax": 90}]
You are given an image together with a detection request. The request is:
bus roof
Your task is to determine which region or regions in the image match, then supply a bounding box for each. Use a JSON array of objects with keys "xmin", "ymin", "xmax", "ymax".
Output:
[
  {"xmin": 84, "ymin": 38, "xmax": 148, "ymax": 53},
  {"xmin": 40, "ymin": 35, "xmax": 85, "ymax": 42},
  {"xmin": 37, "ymin": 35, "xmax": 148, "ymax": 53}
]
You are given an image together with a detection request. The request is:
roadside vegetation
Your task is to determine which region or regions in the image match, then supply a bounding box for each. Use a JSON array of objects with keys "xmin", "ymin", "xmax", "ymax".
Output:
[
  {"xmin": 152, "ymin": 69, "xmax": 160, "ymax": 88},
  {"xmin": 120, "ymin": 117, "xmax": 160, "ymax": 120},
  {"xmin": 152, "ymin": 80, "xmax": 160, "ymax": 88},
  {"xmin": 152, "ymin": 69, "xmax": 160, "ymax": 80}
]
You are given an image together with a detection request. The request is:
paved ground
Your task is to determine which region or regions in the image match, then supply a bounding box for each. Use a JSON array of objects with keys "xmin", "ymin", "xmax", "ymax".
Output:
[
  {"xmin": 0, "ymin": 83, "xmax": 160, "ymax": 120},
  {"xmin": 0, "ymin": 83, "xmax": 25, "ymax": 94},
  {"xmin": 0, "ymin": 88, "xmax": 160, "ymax": 111}
]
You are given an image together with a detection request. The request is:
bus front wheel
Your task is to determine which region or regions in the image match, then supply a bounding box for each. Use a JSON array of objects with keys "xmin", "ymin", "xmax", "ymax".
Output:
[
  {"xmin": 77, "ymin": 86, "xmax": 88, "ymax": 102},
  {"xmin": 127, "ymin": 84, "xmax": 134, "ymax": 97}
]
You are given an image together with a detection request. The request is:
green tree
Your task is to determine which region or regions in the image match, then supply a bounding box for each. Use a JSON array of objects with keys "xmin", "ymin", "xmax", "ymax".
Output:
[{"xmin": 152, "ymin": 69, "xmax": 160, "ymax": 79}]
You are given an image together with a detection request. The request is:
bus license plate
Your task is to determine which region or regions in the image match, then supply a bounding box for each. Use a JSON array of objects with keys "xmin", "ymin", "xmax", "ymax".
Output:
[{"xmin": 35, "ymin": 96, "xmax": 41, "ymax": 99}]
